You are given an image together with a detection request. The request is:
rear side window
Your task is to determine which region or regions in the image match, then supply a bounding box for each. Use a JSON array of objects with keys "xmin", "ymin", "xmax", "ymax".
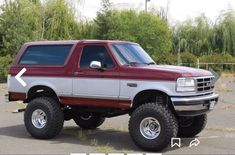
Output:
[{"xmin": 19, "ymin": 45, "xmax": 73, "ymax": 65}]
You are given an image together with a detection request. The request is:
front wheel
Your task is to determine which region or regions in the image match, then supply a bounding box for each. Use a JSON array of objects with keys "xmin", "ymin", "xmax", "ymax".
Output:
[
  {"xmin": 129, "ymin": 103, "xmax": 178, "ymax": 151},
  {"xmin": 73, "ymin": 113, "xmax": 105, "ymax": 129},
  {"xmin": 178, "ymin": 114, "xmax": 207, "ymax": 137}
]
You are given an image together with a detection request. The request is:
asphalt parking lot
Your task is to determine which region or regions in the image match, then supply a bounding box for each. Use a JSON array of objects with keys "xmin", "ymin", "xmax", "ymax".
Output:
[{"xmin": 0, "ymin": 75, "xmax": 235, "ymax": 154}]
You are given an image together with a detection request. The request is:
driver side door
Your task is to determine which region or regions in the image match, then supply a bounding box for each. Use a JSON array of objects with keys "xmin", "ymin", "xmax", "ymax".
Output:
[{"xmin": 72, "ymin": 44, "xmax": 120, "ymax": 108}]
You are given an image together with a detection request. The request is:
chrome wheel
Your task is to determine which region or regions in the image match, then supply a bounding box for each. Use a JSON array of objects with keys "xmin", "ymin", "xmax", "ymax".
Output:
[
  {"xmin": 31, "ymin": 109, "xmax": 47, "ymax": 129},
  {"xmin": 139, "ymin": 117, "xmax": 161, "ymax": 139}
]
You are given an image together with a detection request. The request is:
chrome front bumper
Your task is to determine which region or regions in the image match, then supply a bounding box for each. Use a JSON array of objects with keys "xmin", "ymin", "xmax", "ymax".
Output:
[{"xmin": 171, "ymin": 93, "xmax": 219, "ymax": 116}]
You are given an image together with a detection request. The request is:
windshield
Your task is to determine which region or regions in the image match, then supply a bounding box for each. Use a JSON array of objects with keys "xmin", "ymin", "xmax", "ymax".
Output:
[{"xmin": 111, "ymin": 43, "xmax": 155, "ymax": 65}]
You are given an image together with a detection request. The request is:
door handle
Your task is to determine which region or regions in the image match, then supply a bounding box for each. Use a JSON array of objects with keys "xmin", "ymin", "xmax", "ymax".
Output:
[
  {"xmin": 74, "ymin": 71, "xmax": 84, "ymax": 75},
  {"xmin": 127, "ymin": 83, "xmax": 137, "ymax": 87}
]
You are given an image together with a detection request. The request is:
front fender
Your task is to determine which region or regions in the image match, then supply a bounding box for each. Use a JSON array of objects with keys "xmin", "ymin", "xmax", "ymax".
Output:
[
  {"xmin": 120, "ymin": 80, "xmax": 176, "ymax": 102},
  {"xmin": 130, "ymin": 81, "xmax": 176, "ymax": 101}
]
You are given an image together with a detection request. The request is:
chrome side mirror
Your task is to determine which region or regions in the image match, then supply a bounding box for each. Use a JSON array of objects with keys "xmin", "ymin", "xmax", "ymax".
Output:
[{"xmin": 90, "ymin": 61, "xmax": 102, "ymax": 69}]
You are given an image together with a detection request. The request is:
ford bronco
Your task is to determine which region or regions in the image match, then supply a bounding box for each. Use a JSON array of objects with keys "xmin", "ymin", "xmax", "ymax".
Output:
[{"xmin": 8, "ymin": 40, "xmax": 219, "ymax": 151}]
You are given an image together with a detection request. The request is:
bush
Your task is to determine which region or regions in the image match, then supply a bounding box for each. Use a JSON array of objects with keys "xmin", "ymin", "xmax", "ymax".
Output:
[
  {"xmin": 199, "ymin": 53, "xmax": 235, "ymax": 63},
  {"xmin": 0, "ymin": 55, "xmax": 12, "ymax": 82},
  {"xmin": 153, "ymin": 52, "xmax": 177, "ymax": 65},
  {"xmin": 199, "ymin": 53, "xmax": 235, "ymax": 72},
  {"xmin": 153, "ymin": 51, "xmax": 198, "ymax": 66},
  {"xmin": 181, "ymin": 52, "xmax": 197, "ymax": 63}
]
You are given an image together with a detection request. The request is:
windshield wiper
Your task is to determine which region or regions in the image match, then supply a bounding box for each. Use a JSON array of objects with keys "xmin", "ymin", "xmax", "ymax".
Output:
[
  {"xmin": 124, "ymin": 62, "xmax": 140, "ymax": 66},
  {"xmin": 145, "ymin": 62, "xmax": 156, "ymax": 65},
  {"xmin": 124, "ymin": 62, "xmax": 155, "ymax": 66}
]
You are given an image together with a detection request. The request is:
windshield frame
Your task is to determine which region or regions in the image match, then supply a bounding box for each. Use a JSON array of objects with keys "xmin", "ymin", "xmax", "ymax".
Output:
[{"xmin": 109, "ymin": 43, "xmax": 155, "ymax": 66}]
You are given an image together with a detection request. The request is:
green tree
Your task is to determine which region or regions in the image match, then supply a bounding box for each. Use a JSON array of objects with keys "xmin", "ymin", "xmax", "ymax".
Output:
[
  {"xmin": 0, "ymin": 0, "xmax": 80, "ymax": 56},
  {"xmin": 0, "ymin": 0, "xmax": 43, "ymax": 56},
  {"xmin": 215, "ymin": 11, "xmax": 235, "ymax": 56},
  {"xmin": 173, "ymin": 15, "xmax": 212, "ymax": 56},
  {"xmin": 95, "ymin": 0, "xmax": 113, "ymax": 39},
  {"xmin": 43, "ymin": 0, "xmax": 79, "ymax": 40},
  {"xmin": 0, "ymin": 0, "xmax": 81, "ymax": 81},
  {"xmin": 76, "ymin": 20, "xmax": 97, "ymax": 39},
  {"xmin": 95, "ymin": 9, "xmax": 172, "ymax": 56}
]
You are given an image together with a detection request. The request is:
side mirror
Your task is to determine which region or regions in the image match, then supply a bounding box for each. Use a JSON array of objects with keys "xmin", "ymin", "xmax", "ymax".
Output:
[{"xmin": 90, "ymin": 61, "xmax": 102, "ymax": 69}]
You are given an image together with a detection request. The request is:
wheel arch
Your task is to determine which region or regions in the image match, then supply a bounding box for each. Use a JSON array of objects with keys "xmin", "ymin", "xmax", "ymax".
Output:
[
  {"xmin": 131, "ymin": 89, "xmax": 174, "ymax": 110},
  {"xmin": 26, "ymin": 84, "xmax": 59, "ymax": 102}
]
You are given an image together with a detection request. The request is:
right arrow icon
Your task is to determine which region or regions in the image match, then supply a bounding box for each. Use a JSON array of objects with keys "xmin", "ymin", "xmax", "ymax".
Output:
[
  {"xmin": 189, "ymin": 138, "xmax": 200, "ymax": 147},
  {"xmin": 15, "ymin": 68, "xmax": 27, "ymax": 87}
]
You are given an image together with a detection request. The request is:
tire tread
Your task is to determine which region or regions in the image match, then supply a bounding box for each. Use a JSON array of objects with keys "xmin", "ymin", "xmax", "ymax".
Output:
[
  {"xmin": 24, "ymin": 97, "xmax": 64, "ymax": 139},
  {"xmin": 129, "ymin": 103, "xmax": 178, "ymax": 151}
]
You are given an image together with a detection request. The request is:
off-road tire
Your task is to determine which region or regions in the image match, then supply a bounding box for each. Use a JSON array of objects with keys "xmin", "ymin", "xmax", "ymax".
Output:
[
  {"xmin": 24, "ymin": 97, "xmax": 64, "ymax": 139},
  {"xmin": 129, "ymin": 103, "xmax": 178, "ymax": 151},
  {"xmin": 73, "ymin": 114, "xmax": 105, "ymax": 129},
  {"xmin": 178, "ymin": 114, "xmax": 207, "ymax": 137}
]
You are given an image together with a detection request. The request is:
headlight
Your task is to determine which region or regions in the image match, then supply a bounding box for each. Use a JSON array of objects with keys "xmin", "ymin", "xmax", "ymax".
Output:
[{"xmin": 176, "ymin": 77, "xmax": 196, "ymax": 92}]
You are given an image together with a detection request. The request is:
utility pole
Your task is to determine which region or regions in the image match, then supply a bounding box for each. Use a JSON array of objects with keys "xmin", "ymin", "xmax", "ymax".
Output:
[{"xmin": 145, "ymin": 0, "xmax": 151, "ymax": 12}]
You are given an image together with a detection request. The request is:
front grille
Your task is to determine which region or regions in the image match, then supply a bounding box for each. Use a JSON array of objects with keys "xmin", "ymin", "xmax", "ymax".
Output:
[{"xmin": 196, "ymin": 76, "xmax": 215, "ymax": 92}]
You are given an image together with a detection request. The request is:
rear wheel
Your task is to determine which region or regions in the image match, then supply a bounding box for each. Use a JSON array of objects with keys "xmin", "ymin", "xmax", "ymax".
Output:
[
  {"xmin": 24, "ymin": 97, "xmax": 64, "ymax": 139},
  {"xmin": 178, "ymin": 114, "xmax": 207, "ymax": 137},
  {"xmin": 73, "ymin": 113, "xmax": 105, "ymax": 129},
  {"xmin": 129, "ymin": 103, "xmax": 178, "ymax": 151}
]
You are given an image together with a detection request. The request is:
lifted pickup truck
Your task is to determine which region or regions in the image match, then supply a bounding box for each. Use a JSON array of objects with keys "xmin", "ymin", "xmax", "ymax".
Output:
[{"xmin": 8, "ymin": 40, "xmax": 218, "ymax": 151}]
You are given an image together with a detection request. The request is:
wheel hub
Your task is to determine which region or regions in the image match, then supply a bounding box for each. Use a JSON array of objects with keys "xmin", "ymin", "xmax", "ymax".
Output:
[
  {"xmin": 149, "ymin": 122, "xmax": 159, "ymax": 131},
  {"xmin": 31, "ymin": 109, "xmax": 47, "ymax": 129},
  {"xmin": 139, "ymin": 117, "xmax": 161, "ymax": 139}
]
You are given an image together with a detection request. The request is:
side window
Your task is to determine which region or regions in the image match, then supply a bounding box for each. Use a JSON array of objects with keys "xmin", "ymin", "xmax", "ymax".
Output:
[
  {"xmin": 19, "ymin": 45, "xmax": 73, "ymax": 65},
  {"xmin": 80, "ymin": 46, "xmax": 115, "ymax": 68}
]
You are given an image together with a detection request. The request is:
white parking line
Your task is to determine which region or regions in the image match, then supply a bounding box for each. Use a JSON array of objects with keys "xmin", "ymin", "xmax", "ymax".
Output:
[
  {"xmin": 90, "ymin": 153, "xmax": 106, "ymax": 155},
  {"xmin": 70, "ymin": 153, "xmax": 86, "ymax": 155},
  {"xmin": 126, "ymin": 153, "xmax": 143, "ymax": 155},
  {"xmin": 108, "ymin": 153, "xmax": 124, "ymax": 155},
  {"xmin": 71, "ymin": 154, "xmax": 162, "ymax": 155},
  {"xmin": 146, "ymin": 153, "xmax": 162, "ymax": 155}
]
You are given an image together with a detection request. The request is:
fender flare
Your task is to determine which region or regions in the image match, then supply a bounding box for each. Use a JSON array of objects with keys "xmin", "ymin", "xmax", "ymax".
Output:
[{"xmin": 26, "ymin": 81, "xmax": 58, "ymax": 99}]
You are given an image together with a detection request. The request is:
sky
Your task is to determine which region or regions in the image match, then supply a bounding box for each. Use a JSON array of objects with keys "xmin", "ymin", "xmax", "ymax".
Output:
[
  {"xmin": 0, "ymin": 0, "xmax": 235, "ymax": 24},
  {"xmin": 77, "ymin": 0, "xmax": 235, "ymax": 24}
]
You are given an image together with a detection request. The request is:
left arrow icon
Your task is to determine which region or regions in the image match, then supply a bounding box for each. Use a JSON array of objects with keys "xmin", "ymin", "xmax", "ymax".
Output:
[{"xmin": 15, "ymin": 68, "xmax": 27, "ymax": 87}]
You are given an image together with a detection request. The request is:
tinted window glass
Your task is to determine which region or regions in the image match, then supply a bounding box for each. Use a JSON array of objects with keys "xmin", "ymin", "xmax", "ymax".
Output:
[
  {"xmin": 111, "ymin": 44, "xmax": 154, "ymax": 65},
  {"xmin": 19, "ymin": 45, "xmax": 73, "ymax": 65},
  {"xmin": 80, "ymin": 46, "xmax": 115, "ymax": 68}
]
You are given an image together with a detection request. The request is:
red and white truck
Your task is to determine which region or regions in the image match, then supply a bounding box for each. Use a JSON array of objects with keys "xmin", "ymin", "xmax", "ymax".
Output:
[{"xmin": 8, "ymin": 40, "xmax": 218, "ymax": 151}]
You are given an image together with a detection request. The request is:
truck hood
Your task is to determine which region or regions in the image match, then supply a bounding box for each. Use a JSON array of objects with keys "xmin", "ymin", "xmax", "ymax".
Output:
[
  {"xmin": 120, "ymin": 64, "xmax": 213, "ymax": 81},
  {"xmin": 149, "ymin": 65, "xmax": 213, "ymax": 77}
]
